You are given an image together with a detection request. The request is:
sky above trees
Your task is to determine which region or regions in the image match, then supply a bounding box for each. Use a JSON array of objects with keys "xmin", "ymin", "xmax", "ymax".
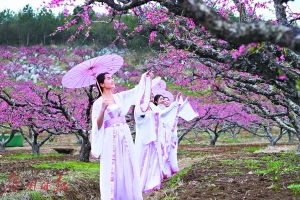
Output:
[
  {"xmin": 0, "ymin": 0, "xmax": 106, "ymax": 15},
  {"xmin": 0, "ymin": 0, "xmax": 300, "ymax": 20}
]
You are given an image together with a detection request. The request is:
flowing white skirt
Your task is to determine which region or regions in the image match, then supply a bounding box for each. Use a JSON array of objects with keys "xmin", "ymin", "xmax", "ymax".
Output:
[
  {"xmin": 161, "ymin": 126, "xmax": 179, "ymax": 178},
  {"xmin": 100, "ymin": 124, "xmax": 143, "ymax": 200},
  {"xmin": 136, "ymin": 140, "xmax": 163, "ymax": 193}
]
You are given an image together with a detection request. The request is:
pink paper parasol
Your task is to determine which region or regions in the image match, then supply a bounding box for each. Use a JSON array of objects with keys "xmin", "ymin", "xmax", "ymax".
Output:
[
  {"xmin": 160, "ymin": 90, "xmax": 174, "ymax": 102},
  {"xmin": 152, "ymin": 77, "xmax": 162, "ymax": 88},
  {"xmin": 152, "ymin": 78, "xmax": 167, "ymax": 94},
  {"xmin": 62, "ymin": 54, "xmax": 123, "ymax": 88},
  {"xmin": 153, "ymin": 87, "xmax": 174, "ymax": 102}
]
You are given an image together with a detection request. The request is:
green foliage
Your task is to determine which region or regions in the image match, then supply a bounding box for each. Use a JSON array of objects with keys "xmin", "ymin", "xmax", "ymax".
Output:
[
  {"xmin": 260, "ymin": 155, "xmax": 274, "ymax": 161},
  {"xmin": 31, "ymin": 160, "xmax": 100, "ymax": 182},
  {"xmin": 161, "ymin": 195, "xmax": 177, "ymax": 200},
  {"xmin": 241, "ymin": 146, "xmax": 263, "ymax": 153},
  {"xmin": 177, "ymin": 149, "xmax": 209, "ymax": 158},
  {"xmin": 220, "ymin": 159, "xmax": 239, "ymax": 166},
  {"xmin": 296, "ymin": 79, "xmax": 300, "ymax": 91},
  {"xmin": 287, "ymin": 184, "xmax": 300, "ymax": 195},
  {"xmin": 0, "ymin": 172, "xmax": 8, "ymax": 182},
  {"xmin": 268, "ymin": 183, "xmax": 280, "ymax": 191},
  {"xmin": 179, "ymin": 139, "xmax": 196, "ymax": 145},
  {"xmin": 166, "ymin": 81, "xmax": 211, "ymax": 97},
  {"xmin": 225, "ymin": 169, "xmax": 243, "ymax": 176},
  {"xmin": 220, "ymin": 158, "xmax": 260, "ymax": 169},
  {"xmin": 0, "ymin": 6, "xmax": 65, "ymax": 45},
  {"xmin": 201, "ymin": 175, "xmax": 217, "ymax": 182},
  {"xmin": 3, "ymin": 153, "xmax": 62, "ymax": 160},
  {"xmin": 0, "ymin": 5, "xmax": 151, "ymax": 49},
  {"xmin": 254, "ymin": 153, "xmax": 300, "ymax": 181},
  {"xmin": 225, "ymin": 138, "xmax": 240, "ymax": 143},
  {"xmin": 219, "ymin": 152, "xmax": 299, "ymax": 195},
  {"xmin": 0, "ymin": 191, "xmax": 53, "ymax": 200},
  {"xmin": 163, "ymin": 150, "xmax": 299, "ymax": 197},
  {"xmin": 244, "ymin": 159, "xmax": 260, "ymax": 169},
  {"xmin": 248, "ymin": 42, "xmax": 266, "ymax": 53},
  {"xmin": 169, "ymin": 166, "xmax": 192, "ymax": 187},
  {"xmin": 121, "ymin": 80, "xmax": 136, "ymax": 88},
  {"xmin": 31, "ymin": 160, "xmax": 99, "ymax": 172},
  {"xmin": 29, "ymin": 191, "xmax": 52, "ymax": 200},
  {"xmin": 255, "ymin": 160, "xmax": 284, "ymax": 175},
  {"xmin": 227, "ymin": 13, "xmax": 240, "ymax": 22}
]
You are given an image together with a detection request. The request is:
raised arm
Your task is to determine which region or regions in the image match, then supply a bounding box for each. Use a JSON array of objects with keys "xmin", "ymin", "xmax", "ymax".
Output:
[
  {"xmin": 160, "ymin": 101, "xmax": 179, "ymax": 119},
  {"xmin": 159, "ymin": 92, "xmax": 182, "ymax": 116},
  {"xmin": 118, "ymin": 72, "xmax": 152, "ymax": 114}
]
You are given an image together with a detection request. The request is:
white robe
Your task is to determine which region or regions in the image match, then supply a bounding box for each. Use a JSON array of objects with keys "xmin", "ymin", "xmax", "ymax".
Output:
[
  {"xmin": 134, "ymin": 101, "xmax": 179, "ymax": 192},
  {"xmin": 164, "ymin": 97, "xmax": 199, "ymax": 175},
  {"xmin": 90, "ymin": 73, "xmax": 151, "ymax": 200}
]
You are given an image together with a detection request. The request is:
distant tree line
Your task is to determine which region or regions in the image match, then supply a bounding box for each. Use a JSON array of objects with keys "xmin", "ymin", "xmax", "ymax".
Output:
[{"xmin": 0, "ymin": 5, "xmax": 151, "ymax": 50}]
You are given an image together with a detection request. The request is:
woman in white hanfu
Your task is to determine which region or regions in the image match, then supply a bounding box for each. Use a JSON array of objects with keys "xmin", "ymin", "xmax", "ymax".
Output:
[
  {"xmin": 156, "ymin": 91, "xmax": 181, "ymax": 178},
  {"xmin": 161, "ymin": 96, "xmax": 199, "ymax": 177},
  {"xmin": 90, "ymin": 71, "xmax": 152, "ymax": 200},
  {"xmin": 134, "ymin": 88, "xmax": 181, "ymax": 193}
]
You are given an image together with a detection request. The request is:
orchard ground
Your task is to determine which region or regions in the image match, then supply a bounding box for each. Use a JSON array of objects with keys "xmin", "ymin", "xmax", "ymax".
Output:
[{"xmin": 0, "ymin": 132, "xmax": 299, "ymax": 200}]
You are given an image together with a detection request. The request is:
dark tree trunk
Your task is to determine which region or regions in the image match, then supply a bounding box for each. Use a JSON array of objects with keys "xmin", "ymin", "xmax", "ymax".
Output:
[
  {"xmin": 32, "ymin": 143, "xmax": 40, "ymax": 155},
  {"xmin": 269, "ymin": 139, "xmax": 276, "ymax": 147},
  {"xmin": 18, "ymin": 33, "xmax": 22, "ymax": 46},
  {"xmin": 26, "ymin": 32, "xmax": 30, "ymax": 46},
  {"xmin": 288, "ymin": 132, "xmax": 294, "ymax": 144},
  {"xmin": 295, "ymin": 134, "xmax": 300, "ymax": 155},
  {"xmin": 79, "ymin": 136, "xmax": 91, "ymax": 162},
  {"xmin": 75, "ymin": 133, "xmax": 83, "ymax": 144},
  {"xmin": 43, "ymin": 33, "xmax": 46, "ymax": 45},
  {"xmin": 0, "ymin": 133, "xmax": 5, "ymax": 151},
  {"xmin": 210, "ymin": 134, "xmax": 218, "ymax": 146},
  {"xmin": 31, "ymin": 133, "xmax": 40, "ymax": 155},
  {"xmin": 0, "ymin": 131, "xmax": 16, "ymax": 152},
  {"xmin": 296, "ymin": 143, "xmax": 300, "ymax": 155},
  {"xmin": 0, "ymin": 143, "xmax": 5, "ymax": 151}
]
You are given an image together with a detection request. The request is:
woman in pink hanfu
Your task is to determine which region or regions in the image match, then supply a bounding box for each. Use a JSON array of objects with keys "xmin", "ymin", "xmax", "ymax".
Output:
[
  {"xmin": 90, "ymin": 71, "xmax": 152, "ymax": 200},
  {"xmin": 134, "ymin": 91, "xmax": 180, "ymax": 193}
]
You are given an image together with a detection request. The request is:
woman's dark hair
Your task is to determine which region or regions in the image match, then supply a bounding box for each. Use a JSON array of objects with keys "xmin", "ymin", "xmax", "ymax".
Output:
[
  {"xmin": 154, "ymin": 94, "xmax": 163, "ymax": 106},
  {"xmin": 96, "ymin": 72, "xmax": 109, "ymax": 98}
]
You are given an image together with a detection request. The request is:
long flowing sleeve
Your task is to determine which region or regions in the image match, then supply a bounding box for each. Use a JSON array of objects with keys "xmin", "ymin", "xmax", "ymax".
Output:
[
  {"xmin": 178, "ymin": 99, "xmax": 199, "ymax": 121},
  {"xmin": 149, "ymin": 102, "xmax": 160, "ymax": 112},
  {"xmin": 90, "ymin": 98, "xmax": 105, "ymax": 158},
  {"xmin": 160, "ymin": 101, "xmax": 179, "ymax": 125},
  {"xmin": 134, "ymin": 111, "xmax": 158, "ymax": 144},
  {"xmin": 117, "ymin": 72, "xmax": 151, "ymax": 115},
  {"xmin": 137, "ymin": 101, "xmax": 179, "ymax": 144}
]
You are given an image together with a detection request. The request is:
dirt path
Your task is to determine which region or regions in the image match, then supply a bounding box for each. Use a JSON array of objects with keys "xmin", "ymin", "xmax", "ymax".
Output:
[
  {"xmin": 144, "ymin": 144, "xmax": 299, "ymax": 200},
  {"xmin": 1, "ymin": 143, "xmax": 299, "ymax": 200}
]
